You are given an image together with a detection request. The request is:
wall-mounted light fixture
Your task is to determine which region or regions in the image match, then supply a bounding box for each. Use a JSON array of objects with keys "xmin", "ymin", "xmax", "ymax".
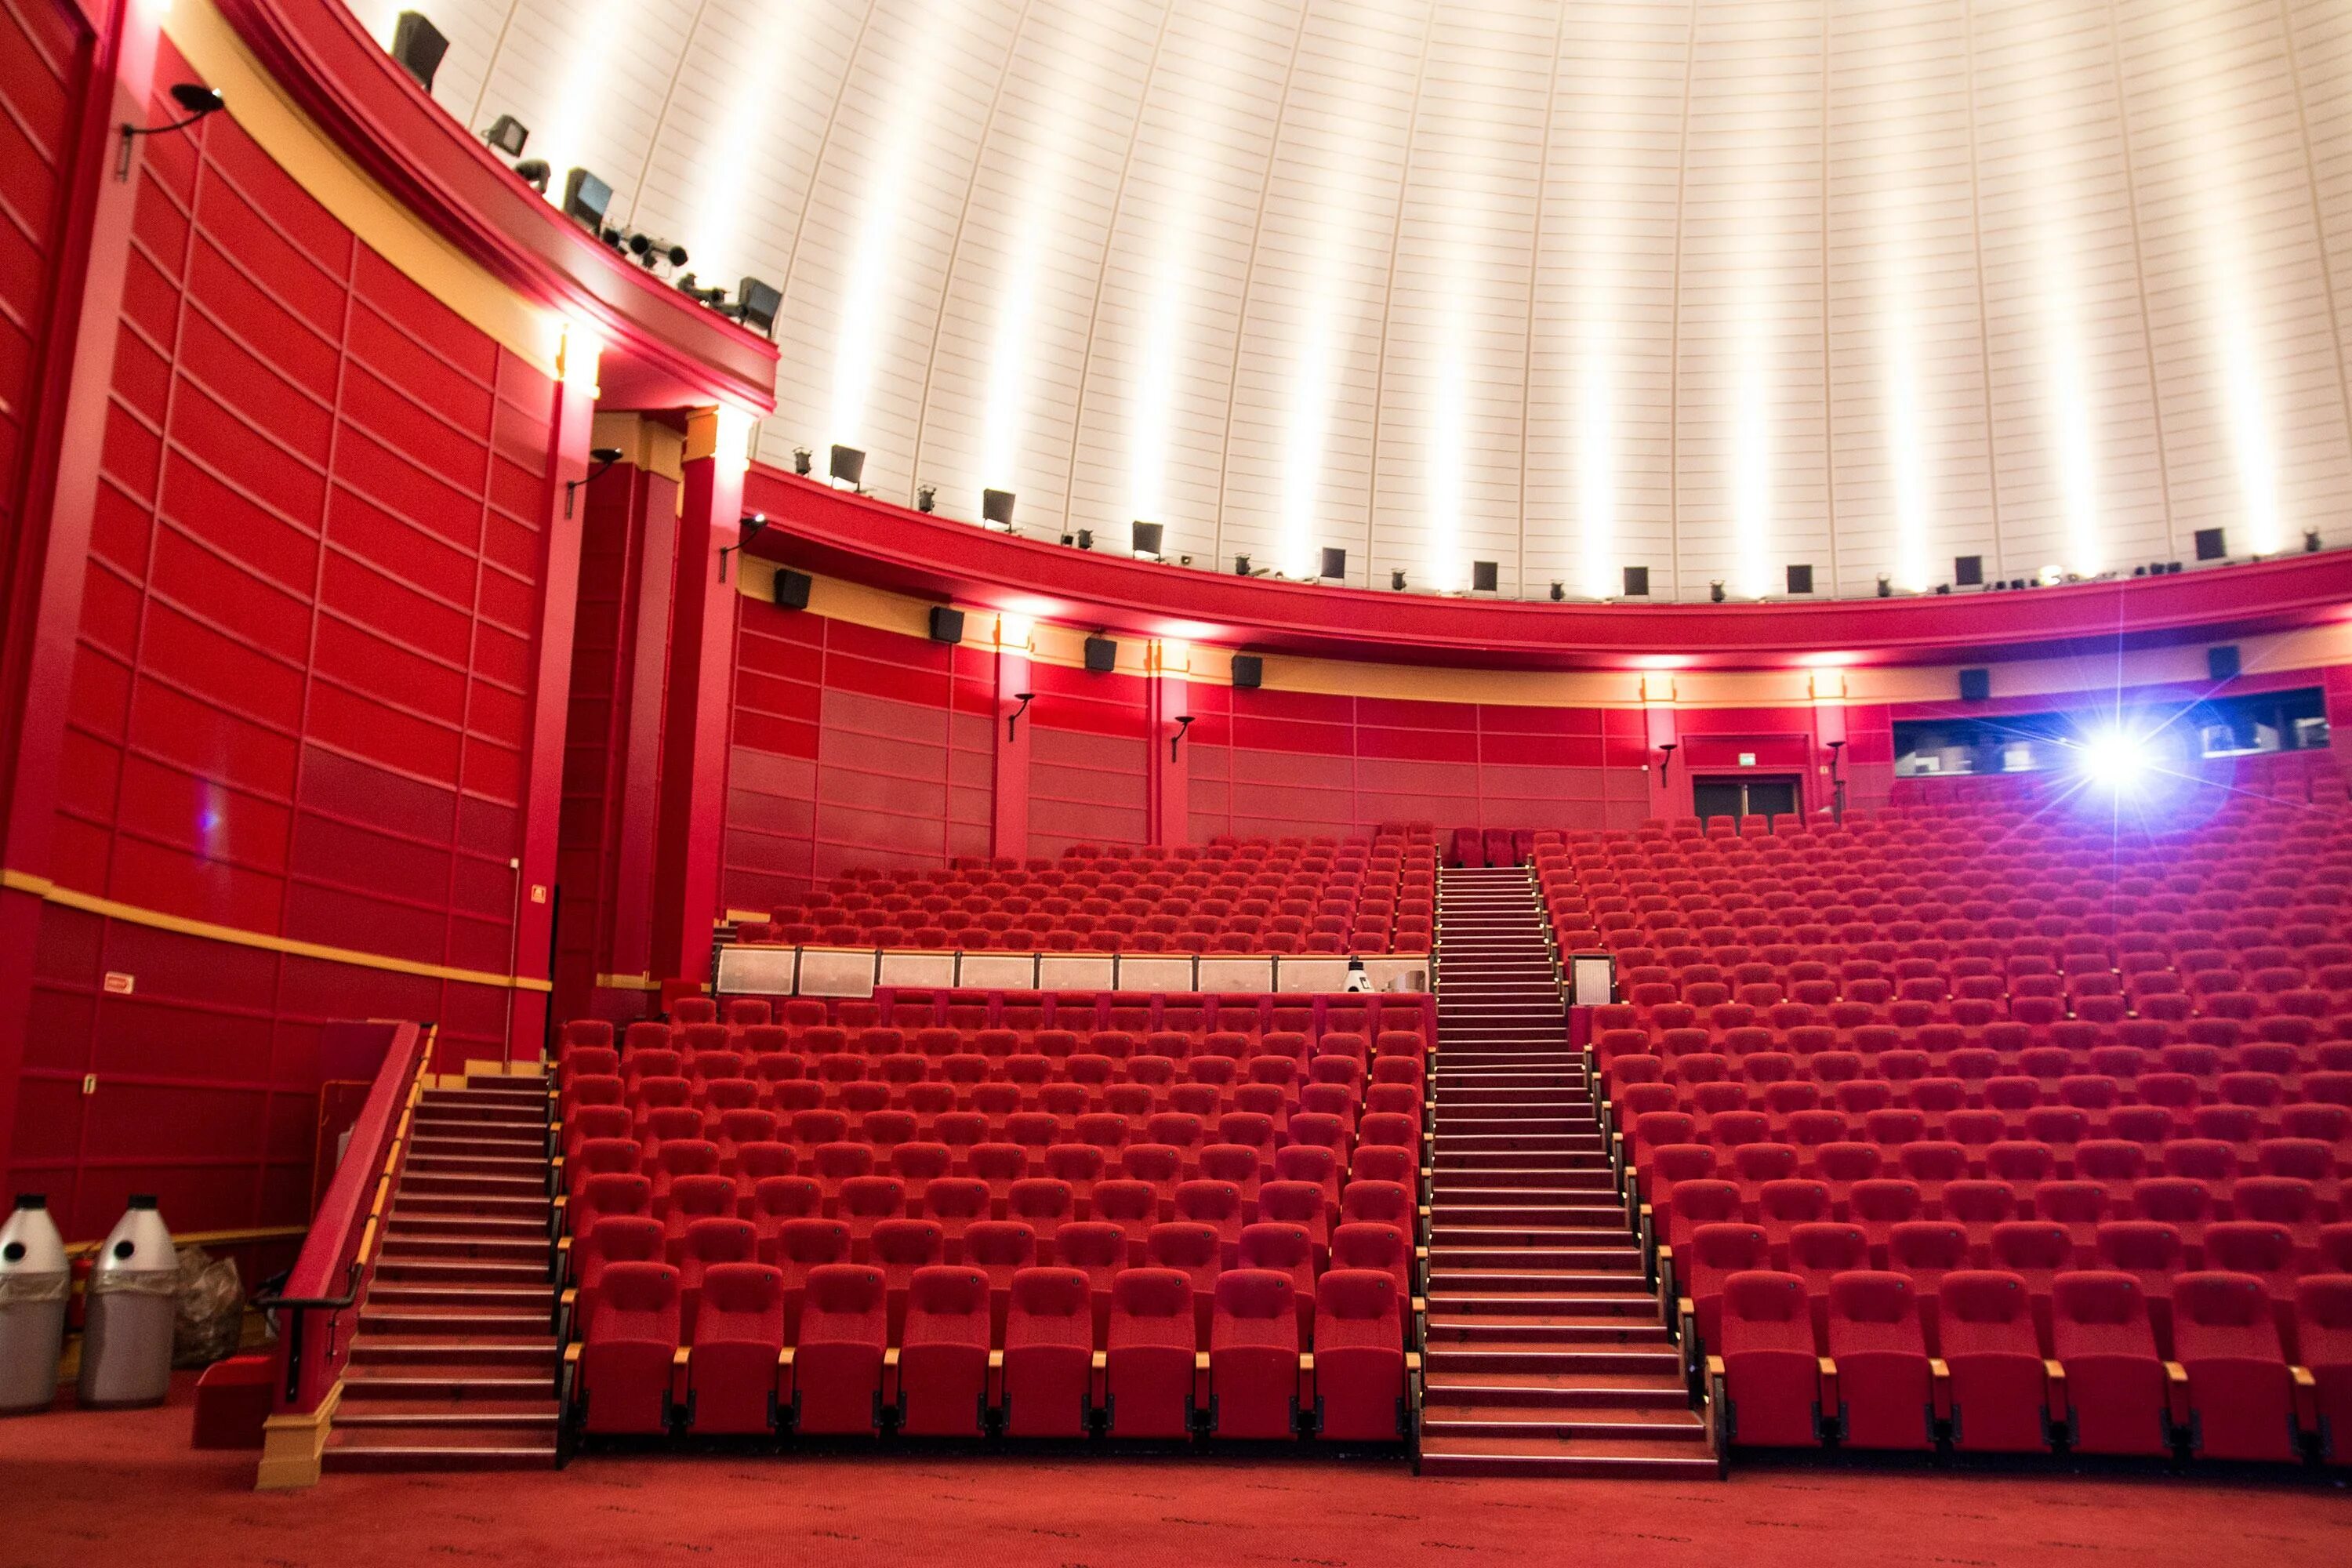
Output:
[
  {"xmin": 1169, "ymin": 713, "xmax": 1195, "ymax": 762},
  {"xmin": 718, "ymin": 512, "xmax": 768, "ymax": 583},
  {"xmin": 1005, "ymin": 691, "xmax": 1035, "ymax": 742},
  {"xmin": 1656, "ymin": 740, "xmax": 1677, "ymax": 782},
  {"xmin": 564, "ymin": 446, "xmax": 625, "ymax": 517},
  {"xmin": 119, "ymin": 84, "xmax": 225, "ymax": 180}
]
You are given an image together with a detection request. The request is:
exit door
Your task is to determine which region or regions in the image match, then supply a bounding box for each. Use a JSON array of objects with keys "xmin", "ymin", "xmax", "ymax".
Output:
[{"xmin": 1692, "ymin": 775, "xmax": 1800, "ymax": 824}]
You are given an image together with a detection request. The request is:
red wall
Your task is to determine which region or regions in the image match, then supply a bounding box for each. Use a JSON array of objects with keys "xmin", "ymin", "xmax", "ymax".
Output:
[
  {"xmin": 726, "ymin": 601, "xmax": 994, "ymax": 913},
  {"xmin": 7, "ymin": 45, "xmax": 564, "ymax": 1240},
  {"xmin": 1026, "ymin": 657, "xmax": 1149, "ymax": 858}
]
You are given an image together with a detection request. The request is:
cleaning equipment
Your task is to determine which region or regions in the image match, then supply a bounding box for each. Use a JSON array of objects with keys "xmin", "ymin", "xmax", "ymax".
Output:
[
  {"xmin": 0, "ymin": 1194, "xmax": 68, "ymax": 1414},
  {"xmin": 77, "ymin": 1197, "xmax": 177, "ymax": 1409}
]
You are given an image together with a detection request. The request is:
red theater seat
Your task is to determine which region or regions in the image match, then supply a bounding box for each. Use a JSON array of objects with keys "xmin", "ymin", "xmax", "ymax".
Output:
[
  {"xmin": 1002, "ymin": 1267, "xmax": 1097, "ymax": 1438},
  {"xmin": 2050, "ymin": 1271, "xmax": 2172, "ymax": 1456},
  {"xmin": 896, "ymin": 1266, "xmax": 994, "ymax": 1436},
  {"xmin": 575, "ymin": 1260, "xmax": 678, "ymax": 1436},
  {"xmin": 1714, "ymin": 1271, "xmax": 1821, "ymax": 1449},
  {"xmin": 1937, "ymin": 1271, "xmax": 2054, "ymax": 1453}
]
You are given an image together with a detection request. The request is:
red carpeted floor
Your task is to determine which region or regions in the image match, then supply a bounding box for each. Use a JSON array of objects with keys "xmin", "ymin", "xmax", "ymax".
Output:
[{"xmin": 4, "ymin": 1377, "xmax": 2343, "ymax": 1567}]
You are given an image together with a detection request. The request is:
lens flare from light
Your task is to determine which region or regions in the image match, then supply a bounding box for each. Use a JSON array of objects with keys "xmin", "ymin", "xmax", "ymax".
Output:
[{"xmin": 2075, "ymin": 728, "xmax": 2152, "ymax": 792}]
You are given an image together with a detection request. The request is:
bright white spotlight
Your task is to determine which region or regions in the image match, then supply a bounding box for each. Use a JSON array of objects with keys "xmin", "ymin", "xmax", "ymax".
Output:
[{"xmin": 2075, "ymin": 728, "xmax": 2153, "ymax": 792}]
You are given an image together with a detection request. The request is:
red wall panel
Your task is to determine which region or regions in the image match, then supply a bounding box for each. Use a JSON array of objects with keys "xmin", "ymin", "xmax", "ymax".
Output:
[
  {"xmin": 726, "ymin": 603, "xmax": 993, "ymax": 912},
  {"xmin": 6, "ymin": 47, "xmax": 564, "ymax": 1239}
]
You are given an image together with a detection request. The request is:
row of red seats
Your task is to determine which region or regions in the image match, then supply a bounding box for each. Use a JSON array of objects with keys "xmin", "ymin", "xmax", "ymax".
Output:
[
  {"xmin": 1669, "ymin": 1215, "xmax": 2352, "ymax": 1362},
  {"xmin": 568, "ymin": 992, "xmax": 1439, "ymax": 1047},
  {"xmin": 567, "ymin": 1261, "xmax": 1412, "ymax": 1443},
  {"xmin": 1708, "ymin": 1267, "xmax": 2350, "ymax": 1463}
]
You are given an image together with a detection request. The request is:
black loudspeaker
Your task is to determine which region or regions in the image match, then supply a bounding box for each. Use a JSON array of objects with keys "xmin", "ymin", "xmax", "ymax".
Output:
[
  {"xmin": 928, "ymin": 607, "xmax": 964, "ymax": 644},
  {"xmin": 1622, "ymin": 565, "xmax": 1650, "ymax": 597},
  {"xmin": 1955, "ymin": 554, "xmax": 1984, "ymax": 586},
  {"xmin": 1232, "ymin": 655, "xmax": 1262, "ymax": 689},
  {"xmin": 1083, "ymin": 636, "xmax": 1116, "ymax": 673},
  {"xmin": 2208, "ymin": 644, "xmax": 2241, "ymax": 683},
  {"xmin": 771, "ymin": 569, "xmax": 811, "ymax": 610},
  {"xmin": 1131, "ymin": 521, "xmax": 1164, "ymax": 557},
  {"xmin": 1472, "ymin": 561, "xmax": 1499, "ymax": 593},
  {"xmin": 1786, "ymin": 563, "xmax": 1814, "ymax": 595},
  {"xmin": 1320, "ymin": 547, "xmax": 1346, "ymax": 580},
  {"xmin": 390, "ymin": 12, "xmax": 450, "ymax": 92},
  {"xmin": 2194, "ymin": 528, "xmax": 2228, "ymax": 561},
  {"xmin": 1959, "ymin": 667, "xmax": 1991, "ymax": 702}
]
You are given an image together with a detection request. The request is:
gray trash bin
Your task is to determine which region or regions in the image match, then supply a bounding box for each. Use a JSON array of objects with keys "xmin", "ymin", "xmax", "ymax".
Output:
[
  {"xmin": 0, "ymin": 1194, "xmax": 67, "ymax": 1415},
  {"xmin": 77, "ymin": 1196, "xmax": 177, "ymax": 1410}
]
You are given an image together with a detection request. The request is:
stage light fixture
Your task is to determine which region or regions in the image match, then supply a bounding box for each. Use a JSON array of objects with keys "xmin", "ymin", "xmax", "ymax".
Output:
[
  {"xmin": 513, "ymin": 159, "xmax": 550, "ymax": 193},
  {"xmin": 627, "ymin": 233, "xmax": 688, "ymax": 270},
  {"xmin": 1709, "ymin": 580, "xmax": 1726, "ymax": 604},
  {"xmin": 483, "ymin": 115, "xmax": 529, "ymax": 157},
  {"xmin": 982, "ymin": 489, "xmax": 1016, "ymax": 531},
  {"xmin": 1875, "ymin": 575, "xmax": 1891, "ymax": 598},
  {"xmin": 1076, "ymin": 530, "xmax": 1094, "ymax": 551},
  {"xmin": 2306, "ymin": 529, "xmax": 2322, "ymax": 553},
  {"xmin": 726, "ymin": 276, "xmax": 782, "ymax": 338},
  {"xmin": 1390, "ymin": 570, "xmax": 1406, "ymax": 591},
  {"xmin": 829, "ymin": 445, "xmax": 865, "ymax": 490},
  {"xmin": 792, "ymin": 447, "xmax": 812, "ymax": 477},
  {"xmin": 1549, "ymin": 581, "xmax": 1564, "ymax": 602},
  {"xmin": 390, "ymin": 12, "xmax": 449, "ymax": 92},
  {"xmin": 1234, "ymin": 554, "xmax": 1252, "ymax": 576},
  {"xmin": 916, "ymin": 485, "xmax": 937, "ymax": 514},
  {"xmin": 562, "ymin": 167, "xmax": 613, "ymax": 234}
]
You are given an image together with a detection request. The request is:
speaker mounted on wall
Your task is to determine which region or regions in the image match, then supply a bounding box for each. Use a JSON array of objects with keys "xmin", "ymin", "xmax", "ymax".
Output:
[
  {"xmin": 1621, "ymin": 565, "xmax": 1650, "ymax": 597},
  {"xmin": 2208, "ymin": 644, "xmax": 2241, "ymax": 683},
  {"xmin": 1954, "ymin": 554, "xmax": 1984, "ymax": 587},
  {"xmin": 1471, "ymin": 561, "xmax": 1499, "ymax": 593},
  {"xmin": 1083, "ymin": 636, "xmax": 1116, "ymax": 673},
  {"xmin": 927, "ymin": 607, "xmax": 965, "ymax": 644},
  {"xmin": 771, "ymin": 569, "xmax": 811, "ymax": 611},
  {"xmin": 1231, "ymin": 654, "xmax": 1262, "ymax": 689},
  {"xmin": 1958, "ymin": 667, "xmax": 1991, "ymax": 702},
  {"xmin": 390, "ymin": 12, "xmax": 450, "ymax": 91}
]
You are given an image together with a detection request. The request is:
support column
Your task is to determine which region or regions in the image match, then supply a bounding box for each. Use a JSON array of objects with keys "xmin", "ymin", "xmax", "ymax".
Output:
[
  {"xmin": 504, "ymin": 325, "xmax": 599, "ymax": 1059},
  {"xmin": 991, "ymin": 614, "xmax": 1033, "ymax": 862},
  {"xmin": 601, "ymin": 419, "xmax": 683, "ymax": 1007},
  {"xmin": 648, "ymin": 407, "xmax": 751, "ymax": 992},
  {"xmin": 0, "ymin": 0, "xmax": 162, "ymax": 1174},
  {"xmin": 1147, "ymin": 641, "xmax": 1191, "ymax": 847},
  {"xmin": 1810, "ymin": 670, "xmax": 1849, "ymax": 825}
]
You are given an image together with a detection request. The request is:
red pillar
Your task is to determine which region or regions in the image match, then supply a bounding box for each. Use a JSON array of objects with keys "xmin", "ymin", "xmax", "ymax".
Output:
[
  {"xmin": 1643, "ymin": 682, "xmax": 1682, "ymax": 821},
  {"xmin": 602, "ymin": 430, "xmax": 682, "ymax": 1003},
  {"xmin": 1148, "ymin": 642, "xmax": 1190, "ymax": 846},
  {"xmin": 648, "ymin": 407, "xmax": 750, "ymax": 992},
  {"xmin": 503, "ymin": 325, "xmax": 600, "ymax": 1058},
  {"xmin": 0, "ymin": 0, "xmax": 162, "ymax": 1176},
  {"xmin": 992, "ymin": 616, "xmax": 1033, "ymax": 862}
]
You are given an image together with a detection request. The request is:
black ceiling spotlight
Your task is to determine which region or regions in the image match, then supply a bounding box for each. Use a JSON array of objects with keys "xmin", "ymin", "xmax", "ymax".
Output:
[
  {"xmin": 390, "ymin": 11, "xmax": 450, "ymax": 91},
  {"xmin": 982, "ymin": 488, "xmax": 1016, "ymax": 532},
  {"xmin": 1131, "ymin": 521, "xmax": 1164, "ymax": 559},
  {"xmin": 563, "ymin": 445, "xmax": 626, "ymax": 517},
  {"xmin": 732, "ymin": 278, "xmax": 782, "ymax": 338},
  {"xmin": 1875, "ymin": 575, "xmax": 1891, "ymax": 598},
  {"xmin": 1709, "ymin": 580, "xmax": 1726, "ymax": 604},
  {"xmin": 916, "ymin": 484, "xmax": 937, "ymax": 514},
  {"xmin": 627, "ymin": 233, "xmax": 688, "ymax": 270},
  {"xmin": 717, "ymin": 511, "xmax": 769, "ymax": 584},
  {"xmin": 670, "ymin": 271, "xmax": 729, "ymax": 308},
  {"xmin": 482, "ymin": 114, "xmax": 529, "ymax": 157},
  {"xmin": 2306, "ymin": 529, "xmax": 2323, "ymax": 553},
  {"xmin": 513, "ymin": 159, "xmax": 550, "ymax": 193},
  {"xmin": 1233, "ymin": 554, "xmax": 1252, "ymax": 576},
  {"xmin": 562, "ymin": 168, "xmax": 613, "ymax": 234},
  {"xmin": 1076, "ymin": 529, "xmax": 1094, "ymax": 550},
  {"xmin": 829, "ymin": 445, "xmax": 865, "ymax": 491},
  {"xmin": 118, "ymin": 83, "xmax": 226, "ymax": 180},
  {"xmin": 1549, "ymin": 581, "xmax": 1565, "ymax": 602},
  {"xmin": 792, "ymin": 446, "xmax": 812, "ymax": 477},
  {"xmin": 1390, "ymin": 569, "xmax": 1406, "ymax": 591},
  {"xmin": 1168, "ymin": 713, "xmax": 1195, "ymax": 762}
]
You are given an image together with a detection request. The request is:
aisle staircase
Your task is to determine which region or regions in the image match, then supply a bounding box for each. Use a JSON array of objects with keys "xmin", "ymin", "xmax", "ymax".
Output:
[
  {"xmin": 322, "ymin": 1076, "xmax": 561, "ymax": 1471},
  {"xmin": 1416, "ymin": 864, "xmax": 1713, "ymax": 1477}
]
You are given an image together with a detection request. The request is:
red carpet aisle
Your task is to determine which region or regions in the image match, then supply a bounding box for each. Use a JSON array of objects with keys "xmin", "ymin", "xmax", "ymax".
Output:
[{"xmin": 1, "ymin": 1377, "xmax": 2342, "ymax": 1567}]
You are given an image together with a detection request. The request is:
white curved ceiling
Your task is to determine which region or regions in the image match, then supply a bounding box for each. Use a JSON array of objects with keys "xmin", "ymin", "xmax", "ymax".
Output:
[{"xmin": 368, "ymin": 0, "xmax": 2352, "ymax": 602}]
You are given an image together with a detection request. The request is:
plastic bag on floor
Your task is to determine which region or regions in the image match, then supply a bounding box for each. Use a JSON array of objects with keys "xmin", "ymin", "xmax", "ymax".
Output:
[{"xmin": 171, "ymin": 1247, "xmax": 245, "ymax": 1369}]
